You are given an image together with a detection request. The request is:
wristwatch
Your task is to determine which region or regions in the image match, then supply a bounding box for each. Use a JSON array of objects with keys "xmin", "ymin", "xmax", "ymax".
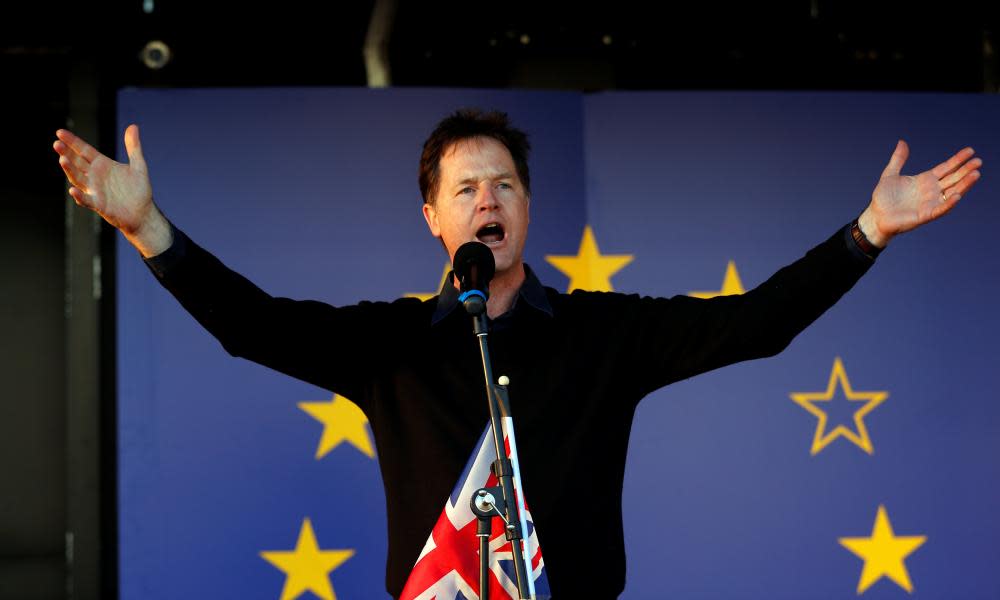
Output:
[{"xmin": 850, "ymin": 218, "xmax": 883, "ymax": 259}]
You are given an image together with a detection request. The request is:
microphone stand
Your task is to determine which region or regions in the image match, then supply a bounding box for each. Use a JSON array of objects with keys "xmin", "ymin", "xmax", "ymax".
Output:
[{"xmin": 459, "ymin": 289, "xmax": 533, "ymax": 600}]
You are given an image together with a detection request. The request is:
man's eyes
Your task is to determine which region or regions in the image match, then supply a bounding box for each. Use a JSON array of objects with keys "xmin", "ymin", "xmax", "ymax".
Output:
[{"xmin": 458, "ymin": 182, "xmax": 512, "ymax": 195}]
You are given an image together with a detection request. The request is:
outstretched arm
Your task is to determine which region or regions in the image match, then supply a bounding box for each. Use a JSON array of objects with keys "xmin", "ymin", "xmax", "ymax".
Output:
[
  {"xmin": 53, "ymin": 124, "xmax": 173, "ymax": 257},
  {"xmin": 633, "ymin": 140, "xmax": 984, "ymax": 394},
  {"xmin": 858, "ymin": 141, "xmax": 982, "ymax": 248}
]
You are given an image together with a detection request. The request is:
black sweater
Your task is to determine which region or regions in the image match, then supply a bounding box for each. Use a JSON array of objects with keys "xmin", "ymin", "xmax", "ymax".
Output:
[{"xmin": 145, "ymin": 222, "xmax": 875, "ymax": 598}]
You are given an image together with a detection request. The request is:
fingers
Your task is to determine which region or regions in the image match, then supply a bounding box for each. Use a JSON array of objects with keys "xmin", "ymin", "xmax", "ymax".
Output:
[
  {"xmin": 67, "ymin": 186, "xmax": 90, "ymax": 207},
  {"xmin": 938, "ymin": 156, "xmax": 982, "ymax": 190},
  {"xmin": 53, "ymin": 140, "xmax": 90, "ymax": 173},
  {"xmin": 53, "ymin": 131, "xmax": 96, "ymax": 195},
  {"xmin": 55, "ymin": 129, "xmax": 100, "ymax": 163},
  {"xmin": 931, "ymin": 147, "xmax": 975, "ymax": 179},
  {"xmin": 941, "ymin": 169, "xmax": 981, "ymax": 201},
  {"xmin": 124, "ymin": 124, "xmax": 147, "ymax": 173},
  {"xmin": 939, "ymin": 158, "xmax": 983, "ymax": 190},
  {"xmin": 930, "ymin": 173, "xmax": 976, "ymax": 222},
  {"xmin": 880, "ymin": 140, "xmax": 909, "ymax": 178},
  {"xmin": 57, "ymin": 153, "xmax": 87, "ymax": 191}
]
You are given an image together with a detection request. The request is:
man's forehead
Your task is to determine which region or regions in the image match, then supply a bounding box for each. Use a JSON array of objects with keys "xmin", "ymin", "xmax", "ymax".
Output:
[{"xmin": 440, "ymin": 137, "xmax": 515, "ymax": 181}]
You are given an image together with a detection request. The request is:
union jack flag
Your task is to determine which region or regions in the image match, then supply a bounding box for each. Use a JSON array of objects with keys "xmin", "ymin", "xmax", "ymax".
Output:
[{"xmin": 400, "ymin": 420, "xmax": 550, "ymax": 599}]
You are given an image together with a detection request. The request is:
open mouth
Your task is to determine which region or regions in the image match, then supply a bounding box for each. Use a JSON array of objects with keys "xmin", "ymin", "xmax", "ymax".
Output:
[{"xmin": 476, "ymin": 223, "xmax": 506, "ymax": 245}]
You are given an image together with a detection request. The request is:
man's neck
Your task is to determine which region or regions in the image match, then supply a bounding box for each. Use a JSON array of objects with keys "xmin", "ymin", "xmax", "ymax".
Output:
[
  {"xmin": 452, "ymin": 261, "xmax": 526, "ymax": 320},
  {"xmin": 486, "ymin": 262, "xmax": 527, "ymax": 319}
]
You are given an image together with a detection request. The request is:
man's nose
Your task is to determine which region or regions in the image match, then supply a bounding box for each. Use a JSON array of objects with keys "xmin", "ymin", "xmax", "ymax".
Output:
[{"xmin": 476, "ymin": 186, "xmax": 499, "ymax": 210}]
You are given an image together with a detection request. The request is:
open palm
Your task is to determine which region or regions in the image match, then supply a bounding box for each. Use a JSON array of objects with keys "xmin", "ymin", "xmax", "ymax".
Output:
[
  {"xmin": 867, "ymin": 141, "xmax": 982, "ymax": 243},
  {"xmin": 54, "ymin": 124, "xmax": 154, "ymax": 234}
]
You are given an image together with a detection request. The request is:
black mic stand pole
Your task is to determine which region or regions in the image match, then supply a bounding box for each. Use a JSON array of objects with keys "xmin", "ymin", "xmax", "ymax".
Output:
[{"xmin": 459, "ymin": 288, "xmax": 532, "ymax": 600}]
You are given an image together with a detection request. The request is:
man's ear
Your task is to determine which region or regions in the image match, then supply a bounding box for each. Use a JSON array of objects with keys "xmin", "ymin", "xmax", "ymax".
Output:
[{"xmin": 422, "ymin": 202, "xmax": 441, "ymax": 238}]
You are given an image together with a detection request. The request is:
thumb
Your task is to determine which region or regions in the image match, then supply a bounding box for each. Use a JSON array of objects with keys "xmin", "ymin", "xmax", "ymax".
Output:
[
  {"xmin": 880, "ymin": 139, "xmax": 908, "ymax": 178},
  {"xmin": 124, "ymin": 124, "xmax": 148, "ymax": 173}
]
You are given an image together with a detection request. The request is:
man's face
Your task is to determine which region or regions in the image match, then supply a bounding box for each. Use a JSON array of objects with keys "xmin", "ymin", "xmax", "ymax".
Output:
[{"xmin": 422, "ymin": 136, "xmax": 530, "ymax": 277}]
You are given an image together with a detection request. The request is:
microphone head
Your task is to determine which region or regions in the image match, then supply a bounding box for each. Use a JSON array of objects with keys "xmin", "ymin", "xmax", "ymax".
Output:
[{"xmin": 453, "ymin": 241, "xmax": 496, "ymax": 295}]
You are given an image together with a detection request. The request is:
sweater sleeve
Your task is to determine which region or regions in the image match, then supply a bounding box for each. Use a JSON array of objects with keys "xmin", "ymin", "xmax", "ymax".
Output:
[
  {"xmin": 143, "ymin": 223, "xmax": 422, "ymax": 414},
  {"xmin": 630, "ymin": 222, "xmax": 876, "ymax": 397}
]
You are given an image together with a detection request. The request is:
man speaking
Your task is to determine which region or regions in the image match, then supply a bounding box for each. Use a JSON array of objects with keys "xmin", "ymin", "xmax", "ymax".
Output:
[{"xmin": 54, "ymin": 109, "xmax": 981, "ymax": 598}]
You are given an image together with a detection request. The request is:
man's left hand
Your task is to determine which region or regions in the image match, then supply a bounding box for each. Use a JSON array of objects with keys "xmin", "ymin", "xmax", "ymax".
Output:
[{"xmin": 858, "ymin": 140, "xmax": 982, "ymax": 248}]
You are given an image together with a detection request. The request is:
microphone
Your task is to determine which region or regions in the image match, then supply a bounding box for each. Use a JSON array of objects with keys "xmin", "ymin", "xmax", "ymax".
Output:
[{"xmin": 453, "ymin": 241, "xmax": 495, "ymax": 316}]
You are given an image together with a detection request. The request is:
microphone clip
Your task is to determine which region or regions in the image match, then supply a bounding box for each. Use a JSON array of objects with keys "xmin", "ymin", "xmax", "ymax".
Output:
[{"xmin": 458, "ymin": 289, "xmax": 488, "ymax": 316}]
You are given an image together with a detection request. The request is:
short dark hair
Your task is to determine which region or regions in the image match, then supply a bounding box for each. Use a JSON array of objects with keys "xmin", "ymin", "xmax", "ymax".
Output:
[{"xmin": 419, "ymin": 109, "xmax": 531, "ymax": 204}]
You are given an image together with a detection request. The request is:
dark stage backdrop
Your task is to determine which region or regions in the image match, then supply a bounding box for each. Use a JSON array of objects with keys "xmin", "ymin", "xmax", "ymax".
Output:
[{"xmin": 117, "ymin": 88, "xmax": 999, "ymax": 599}]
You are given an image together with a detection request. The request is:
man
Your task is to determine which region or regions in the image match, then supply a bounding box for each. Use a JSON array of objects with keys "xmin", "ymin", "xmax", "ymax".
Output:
[{"xmin": 54, "ymin": 109, "xmax": 981, "ymax": 598}]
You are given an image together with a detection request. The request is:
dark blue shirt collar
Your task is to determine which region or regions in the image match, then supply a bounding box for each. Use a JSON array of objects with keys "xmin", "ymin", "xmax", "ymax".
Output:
[{"xmin": 432, "ymin": 263, "xmax": 553, "ymax": 325}]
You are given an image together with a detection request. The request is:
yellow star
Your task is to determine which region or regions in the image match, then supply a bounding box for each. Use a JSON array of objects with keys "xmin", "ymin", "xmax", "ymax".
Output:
[
  {"xmin": 405, "ymin": 263, "xmax": 451, "ymax": 301},
  {"xmin": 839, "ymin": 505, "xmax": 927, "ymax": 594},
  {"xmin": 689, "ymin": 260, "xmax": 746, "ymax": 298},
  {"xmin": 260, "ymin": 518, "xmax": 355, "ymax": 600},
  {"xmin": 790, "ymin": 357, "xmax": 888, "ymax": 455},
  {"xmin": 545, "ymin": 225, "xmax": 634, "ymax": 292},
  {"xmin": 298, "ymin": 394, "xmax": 375, "ymax": 459}
]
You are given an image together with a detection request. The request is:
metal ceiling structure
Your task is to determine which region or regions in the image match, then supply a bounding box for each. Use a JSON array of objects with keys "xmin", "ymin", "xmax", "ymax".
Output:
[{"xmin": 3, "ymin": 1, "xmax": 998, "ymax": 92}]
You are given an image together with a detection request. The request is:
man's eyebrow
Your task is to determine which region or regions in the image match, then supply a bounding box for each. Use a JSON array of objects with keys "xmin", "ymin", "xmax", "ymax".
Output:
[{"xmin": 454, "ymin": 172, "xmax": 515, "ymax": 186}]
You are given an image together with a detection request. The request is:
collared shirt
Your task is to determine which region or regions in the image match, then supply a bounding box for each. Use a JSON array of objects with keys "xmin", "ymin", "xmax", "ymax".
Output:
[{"xmin": 432, "ymin": 264, "xmax": 554, "ymax": 329}]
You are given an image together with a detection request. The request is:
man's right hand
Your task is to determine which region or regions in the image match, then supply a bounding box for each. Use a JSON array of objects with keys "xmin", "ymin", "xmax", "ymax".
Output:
[{"xmin": 54, "ymin": 124, "xmax": 173, "ymax": 257}]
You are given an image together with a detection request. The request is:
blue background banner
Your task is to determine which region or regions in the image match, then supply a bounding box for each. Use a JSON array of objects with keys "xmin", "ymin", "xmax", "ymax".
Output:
[{"xmin": 118, "ymin": 88, "xmax": 999, "ymax": 599}]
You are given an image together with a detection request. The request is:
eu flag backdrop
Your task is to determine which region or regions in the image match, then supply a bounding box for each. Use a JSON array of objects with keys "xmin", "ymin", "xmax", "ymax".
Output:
[{"xmin": 117, "ymin": 88, "xmax": 1000, "ymax": 599}]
